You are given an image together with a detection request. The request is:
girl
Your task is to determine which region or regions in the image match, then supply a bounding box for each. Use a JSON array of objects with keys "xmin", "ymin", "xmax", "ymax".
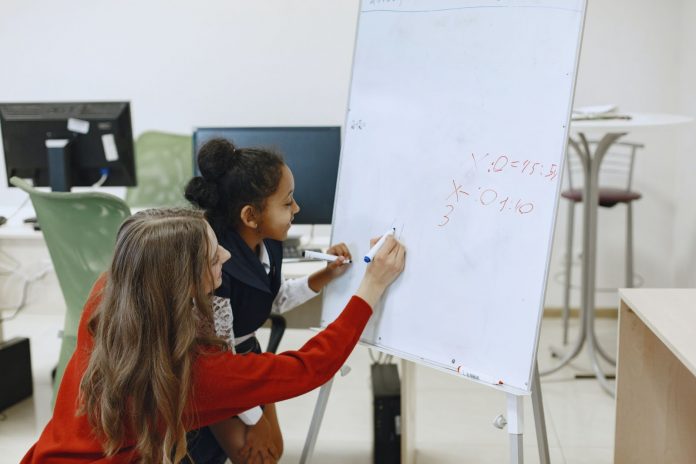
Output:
[
  {"xmin": 184, "ymin": 138, "xmax": 352, "ymax": 462},
  {"xmin": 21, "ymin": 208, "xmax": 405, "ymax": 463}
]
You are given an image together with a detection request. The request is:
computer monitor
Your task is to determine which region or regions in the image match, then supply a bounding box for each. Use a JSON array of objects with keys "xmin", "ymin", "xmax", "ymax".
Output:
[
  {"xmin": 1, "ymin": 102, "xmax": 136, "ymax": 191},
  {"xmin": 193, "ymin": 127, "xmax": 341, "ymax": 225}
]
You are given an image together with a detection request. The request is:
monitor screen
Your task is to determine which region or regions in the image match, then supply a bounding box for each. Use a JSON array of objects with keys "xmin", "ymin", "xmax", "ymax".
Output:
[
  {"xmin": 0, "ymin": 101, "xmax": 136, "ymax": 190},
  {"xmin": 193, "ymin": 127, "xmax": 341, "ymax": 225}
]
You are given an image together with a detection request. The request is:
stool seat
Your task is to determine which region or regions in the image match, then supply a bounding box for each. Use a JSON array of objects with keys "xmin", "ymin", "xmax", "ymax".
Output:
[{"xmin": 561, "ymin": 188, "xmax": 642, "ymax": 207}]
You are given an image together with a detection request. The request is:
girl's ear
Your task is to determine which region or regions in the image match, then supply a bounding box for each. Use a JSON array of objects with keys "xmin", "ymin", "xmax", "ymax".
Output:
[{"xmin": 240, "ymin": 205, "xmax": 259, "ymax": 230}]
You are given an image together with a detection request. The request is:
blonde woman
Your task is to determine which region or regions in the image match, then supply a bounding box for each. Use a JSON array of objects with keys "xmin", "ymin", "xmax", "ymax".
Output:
[{"xmin": 21, "ymin": 208, "xmax": 405, "ymax": 464}]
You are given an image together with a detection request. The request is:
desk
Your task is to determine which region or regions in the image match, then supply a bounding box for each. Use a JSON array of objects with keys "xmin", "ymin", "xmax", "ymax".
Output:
[
  {"xmin": 542, "ymin": 113, "xmax": 692, "ymax": 395},
  {"xmin": 614, "ymin": 289, "xmax": 696, "ymax": 463},
  {"xmin": 0, "ymin": 204, "xmax": 48, "ymax": 344},
  {"xmin": 1, "ymin": 202, "xmax": 328, "ymax": 330},
  {"xmin": 0, "ymin": 203, "xmax": 43, "ymax": 241}
]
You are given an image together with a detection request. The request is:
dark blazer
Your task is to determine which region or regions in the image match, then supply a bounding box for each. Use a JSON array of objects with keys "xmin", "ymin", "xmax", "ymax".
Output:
[{"xmin": 216, "ymin": 229, "xmax": 283, "ymax": 337}]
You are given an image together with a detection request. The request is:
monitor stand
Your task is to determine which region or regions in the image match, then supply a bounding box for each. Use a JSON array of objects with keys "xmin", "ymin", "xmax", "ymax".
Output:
[{"xmin": 45, "ymin": 138, "xmax": 74, "ymax": 192}]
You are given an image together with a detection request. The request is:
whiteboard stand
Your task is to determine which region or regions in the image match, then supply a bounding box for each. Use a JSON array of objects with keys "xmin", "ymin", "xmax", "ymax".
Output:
[
  {"xmin": 401, "ymin": 359, "xmax": 416, "ymax": 464},
  {"xmin": 507, "ymin": 393, "xmax": 524, "ymax": 464},
  {"xmin": 299, "ymin": 364, "xmax": 351, "ymax": 464},
  {"xmin": 496, "ymin": 362, "xmax": 550, "ymax": 464},
  {"xmin": 300, "ymin": 361, "xmax": 550, "ymax": 464},
  {"xmin": 299, "ymin": 376, "xmax": 334, "ymax": 464},
  {"xmin": 531, "ymin": 362, "xmax": 551, "ymax": 464}
]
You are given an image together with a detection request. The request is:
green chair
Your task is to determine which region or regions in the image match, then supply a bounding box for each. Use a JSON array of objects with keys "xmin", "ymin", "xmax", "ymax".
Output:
[
  {"xmin": 125, "ymin": 131, "xmax": 193, "ymax": 208},
  {"xmin": 10, "ymin": 177, "xmax": 131, "ymax": 399}
]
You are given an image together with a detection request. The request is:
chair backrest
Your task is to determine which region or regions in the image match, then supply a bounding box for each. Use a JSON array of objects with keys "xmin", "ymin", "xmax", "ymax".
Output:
[
  {"xmin": 125, "ymin": 130, "xmax": 193, "ymax": 207},
  {"xmin": 566, "ymin": 141, "xmax": 643, "ymax": 191},
  {"xmin": 9, "ymin": 177, "xmax": 131, "ymax": 339}
]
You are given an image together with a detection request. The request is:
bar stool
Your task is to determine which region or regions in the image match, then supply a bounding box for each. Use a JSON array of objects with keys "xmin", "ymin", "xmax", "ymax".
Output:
[{"xmin": 560, "ymin": 141, "xmax": 643, "ymax": 344}]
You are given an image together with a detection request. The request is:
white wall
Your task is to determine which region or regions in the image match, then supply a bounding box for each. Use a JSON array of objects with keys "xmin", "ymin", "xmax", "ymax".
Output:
[
  {"xmin": 1, "ymin": 0, "xmax": 694, "ymax": 305},
  {"xmin": 0, "ymin": 0, "xmax": 359, "ymax": 204},
  {"xmin": 673, "ymin": 0, "xmax": 696, "ymax": 287}
]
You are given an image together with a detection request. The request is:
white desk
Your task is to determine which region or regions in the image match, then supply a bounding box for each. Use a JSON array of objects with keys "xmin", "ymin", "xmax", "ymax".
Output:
[
  {"xmin": 543, "ymin": 113, "xmax": 693, "ymax": 395},
  {"xmin": 0, "ymin": 203, "xmax": 43, "ymax": 241},
  {"xmin": 0, "ymin": 201, "xmax": 329, "ymax": 330},
  {"xmin": 615, "ymin": 289, "xmax": 696, "ymax": 463},
  {"xmin": 0, "ymin": 203, "xmax": 49, "ymax": 343}
]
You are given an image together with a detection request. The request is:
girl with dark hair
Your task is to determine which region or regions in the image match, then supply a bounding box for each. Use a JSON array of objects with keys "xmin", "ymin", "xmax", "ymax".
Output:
[
  {"xmin": 184, "ymin": 138, "xmax": 353, "ymax": 462},
  {"xmin": 21, "ymin": 208, "xmax": 405, "ymax": 463}
]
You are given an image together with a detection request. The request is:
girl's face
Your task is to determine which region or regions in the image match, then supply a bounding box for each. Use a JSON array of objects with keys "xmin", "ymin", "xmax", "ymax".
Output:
[
  {"xmin": 205, "ymin": 223, "xmax": 231, "ymax": 293},
  {"xmin": 258, "ymin": 164, "xmax": 301, "ymax": 241}
]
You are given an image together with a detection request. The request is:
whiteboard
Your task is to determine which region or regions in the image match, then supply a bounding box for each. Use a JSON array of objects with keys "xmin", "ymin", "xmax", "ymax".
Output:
[{"xmin": 322, "ymin": 0, "xmax": 586, "ymax": 393}]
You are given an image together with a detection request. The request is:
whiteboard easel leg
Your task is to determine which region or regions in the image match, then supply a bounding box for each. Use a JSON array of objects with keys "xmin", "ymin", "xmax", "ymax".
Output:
[
  {"xmin": 401, "ymin": 359, "xmax": 416, "ymax": 464},
  {"xmin": 531, "ymin": 362, "xmax": 551, "ymax": 464},
  {"xmin": 507, "ymin": 393, "xmax": 524, "ymax": 464},
  {"xmin": 299, "ymin": 377, "xmax": 335, "ymax": 464}
]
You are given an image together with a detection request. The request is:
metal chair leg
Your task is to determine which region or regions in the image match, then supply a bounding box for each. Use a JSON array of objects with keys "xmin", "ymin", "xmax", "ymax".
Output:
[
  {"xmin": 626, "ymin": 202, "xmax": 634, "ymax": 288},
  {"xmin": 562, "ymin": 201, "xmax": 575, "ymax": 345},
  {"xmin": 266, "ymin": 314, "xmax": 287, "ymax": 354}
]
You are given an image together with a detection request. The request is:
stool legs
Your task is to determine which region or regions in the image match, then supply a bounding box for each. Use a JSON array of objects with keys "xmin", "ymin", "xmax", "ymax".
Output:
[
  {"xmin": 562, "ymin": 201, "xmax": 575, "ymax": 345},
  {"xmin": 562, "ymin": 199, "xmax": 636, "ymax": 345},
  {"xmin": 626, "ymin": 202, "xmax": 634, "ymax": 288}
]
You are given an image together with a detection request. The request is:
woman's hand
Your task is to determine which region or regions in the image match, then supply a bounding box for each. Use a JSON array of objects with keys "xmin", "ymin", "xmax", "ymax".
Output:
[{"xmin": 356, "ymin": 235, "xmax": 405, "ymax": 307}]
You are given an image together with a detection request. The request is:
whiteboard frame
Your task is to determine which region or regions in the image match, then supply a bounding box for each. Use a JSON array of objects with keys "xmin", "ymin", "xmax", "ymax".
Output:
[{"xmin": 324, "ymin": 0, "xmax": 588, "ymax": 395}]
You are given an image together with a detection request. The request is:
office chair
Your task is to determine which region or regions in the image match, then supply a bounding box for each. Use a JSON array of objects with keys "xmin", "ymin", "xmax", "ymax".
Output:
[
  {"xmin": 559, "ymin": 142, "xmax": 643, "ymax": 344},
  {"xmin": 265, "ymin": 314, "xmax": 287, "ymax": 354},
  {"xmin": 9, "ymin": 177, "xmax": 131, "ymax": 399},
  {"xmin": 125, "ymin": 131, "xmax": 193, "ymax": 207}
]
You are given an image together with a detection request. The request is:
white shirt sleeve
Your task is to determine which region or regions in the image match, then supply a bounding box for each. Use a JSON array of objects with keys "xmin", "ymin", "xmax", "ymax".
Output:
[
  {"xmin": 272, "ymin": 273, "xmax": 319, "ymax": 315},
  {"xmin": 258, "ymin": 243, "xmax": 319, "ymax": 315},
  {"xmin": 211, "ymin": 296, "xmax": 236, "ymax": 352},
  {"xmin": 238, "ymin": 406, "xmax": 264, "ymax": 426}
]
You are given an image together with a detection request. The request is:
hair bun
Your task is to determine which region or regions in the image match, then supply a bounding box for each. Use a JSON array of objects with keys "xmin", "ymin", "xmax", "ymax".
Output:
[
  {"xmin": 184, "ymin": 176, "xmax": 219, "ymax": 209},
  {"xmin": 197, "ymin": 138, "xmax": 237, "ymax": 181}
]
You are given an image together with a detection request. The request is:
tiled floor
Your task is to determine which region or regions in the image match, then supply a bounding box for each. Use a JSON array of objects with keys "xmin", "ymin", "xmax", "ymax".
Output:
[{"xmin": 0, "ymin": 300, "xmax": 618, "ymax": 464}]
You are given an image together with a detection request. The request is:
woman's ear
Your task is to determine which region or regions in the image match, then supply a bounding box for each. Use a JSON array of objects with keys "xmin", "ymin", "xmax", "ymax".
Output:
[{"xmin": 240, "ymin": 205, "xmax": 259, "ymax": 230}]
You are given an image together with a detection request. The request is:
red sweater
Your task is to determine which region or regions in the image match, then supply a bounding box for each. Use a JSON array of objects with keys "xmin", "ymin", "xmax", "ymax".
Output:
[{"xmin": 21, "ymin": 277, "xmax": 372, "ymax": 463}]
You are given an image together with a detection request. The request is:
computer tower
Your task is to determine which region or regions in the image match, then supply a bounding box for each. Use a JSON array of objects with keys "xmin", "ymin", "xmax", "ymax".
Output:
[
  {"xmin": 371, "ymin": 363, "xmax": 401, "ymax": 464},
  {"xmin": 0, "ymin": 337, "xmax": 33, "ymax": 412}
]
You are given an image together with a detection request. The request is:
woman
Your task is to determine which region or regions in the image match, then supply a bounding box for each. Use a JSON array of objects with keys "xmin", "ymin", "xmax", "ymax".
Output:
[
  {"xmin": 21, "ymin": 208, "xmax": 405, "ymax": 463},
  {"xmin": 184, "ymin": 138, "xmax": 353, "ymax": 462}
]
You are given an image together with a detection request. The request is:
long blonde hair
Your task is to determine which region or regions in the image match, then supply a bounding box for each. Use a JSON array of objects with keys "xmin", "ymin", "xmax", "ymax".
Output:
[{"xmin": 78, "ymin": 208, "xmax": 226, "ymax": 463}]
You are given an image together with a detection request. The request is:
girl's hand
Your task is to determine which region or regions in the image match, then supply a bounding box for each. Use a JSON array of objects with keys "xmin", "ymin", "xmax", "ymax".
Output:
[
  {"xmin": 324, "ymin": 242, "xmax": 352, "ymax": 278},
  {"xmin": 307, "ymin": 243, "xmax": 353, "ymax": 292},
  {"xmin": 240, "ymin": 415, "xmax": 279, "ymax": 463}
]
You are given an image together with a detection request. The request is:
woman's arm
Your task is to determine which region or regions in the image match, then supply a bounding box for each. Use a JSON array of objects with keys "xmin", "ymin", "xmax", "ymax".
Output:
[
  {"xmin": 189, "ymin": 236, "xmax": 404, "ymax": 429},
  {"xmin": 189, "ymin": 294, "xmax": 372, "ymax": 427}
]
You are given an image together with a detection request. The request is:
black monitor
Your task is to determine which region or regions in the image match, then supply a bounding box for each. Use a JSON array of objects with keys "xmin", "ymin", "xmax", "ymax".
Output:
[
  {"xmin": 1, "ymin": 102, "xmax": 136, "ymax": 191},
  {"xmin": 193, "ymin": 127, "xmax": 341, "ymax": 225}
]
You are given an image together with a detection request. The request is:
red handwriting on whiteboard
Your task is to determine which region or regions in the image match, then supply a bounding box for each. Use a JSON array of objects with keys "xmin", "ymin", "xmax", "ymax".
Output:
[
  {"xmin": 438, "ymin": 180, "xmax": 471, "ymax": 227},
  {"xmin": 472, "ymin": 153, "xmax": 558, "ymax": 182},
  {"xmin": 437, "ymin": 180, "xmax": 534, "ymax": 227}
]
